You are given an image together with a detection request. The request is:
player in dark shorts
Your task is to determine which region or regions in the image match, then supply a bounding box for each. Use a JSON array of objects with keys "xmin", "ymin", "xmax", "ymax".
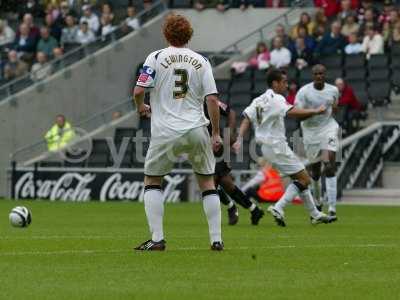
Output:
[{"xmin": 204, "ymin": 101, "xmax": 264, "ymax": 225}]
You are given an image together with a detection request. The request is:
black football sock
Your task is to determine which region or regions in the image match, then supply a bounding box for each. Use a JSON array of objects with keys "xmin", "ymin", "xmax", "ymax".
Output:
[
  {"xmin": 218, "ymin": 188, "xmax": 234, "ymax": 208},
  {"xmin": 226, "ymin": 186, "xmax": 256, "ymax": 211}
]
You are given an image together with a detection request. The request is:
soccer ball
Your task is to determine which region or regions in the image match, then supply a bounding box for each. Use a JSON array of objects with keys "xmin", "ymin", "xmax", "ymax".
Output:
[{"xmin": 9, "ymin": 206, "xmax": 32, "ymax": 228}]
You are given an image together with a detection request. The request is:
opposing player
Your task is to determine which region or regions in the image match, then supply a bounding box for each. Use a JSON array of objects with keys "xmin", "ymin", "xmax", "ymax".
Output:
[
  {"xmin": 233, "ymin": 69, "xmax": 334, "ymax": 227},
  {"xmin": 204, "ymin": 100, "xmax": 264, "ymax": 225},
  {"xmin": 133, "ymin": 14, "xmax": 224, "ymax": 251},
  {"xmin": 294, "ymin": 64, "xmax": 339, "ymax": 221}
]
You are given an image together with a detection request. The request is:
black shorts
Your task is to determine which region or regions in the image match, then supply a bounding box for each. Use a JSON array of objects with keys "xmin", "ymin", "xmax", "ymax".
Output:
[{"xmin": 215, "ymin": 160, "xmax": 232, "ymax": 178}]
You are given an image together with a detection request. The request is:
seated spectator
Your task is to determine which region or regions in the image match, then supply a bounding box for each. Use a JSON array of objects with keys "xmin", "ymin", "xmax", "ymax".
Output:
[
  {"xmin": 315, "ymin": 21, "xmax": 347, "ymax": 55},
  {"xmin": 76, "ymin": 21, "xmax": 96, "ymax": 44},
  {"xmin": 312, "ymin": 8, "xmax": 328, "ymax": 33},
  {"xmin": 13, "ymin": 23, "xmax": 36, "ymax": 62},
  {"xmin": 80, "ymin": 5, "xmax": 100, "ymax": 35},
  {"xmin": 265, "ymin": 0, "xmax": 284, "ymax": 7},
  {"xmin": 52, "ymin": 47, "xmax": 64, "ymax": 71},
  {"xmin": 357, "ymin": 0, "xmax": 376, "ymax": 23},
  {"xmin": 20, "ymin": 13, "xmax": 40, "ymax": 43},
  {"xmin": 248, "ymin": 42, "xmax": 270, "ymax": 70},
  {"xmin": 383, "ymin": 9, "xmax": 399, "ymax": 43},
  {"xmin": 44, "ymin": 13, "xmax": 62, "ymax": 41},
  {"xmin": 338, "ymin": 0, "xmax": 356, "ymax": 23},
  {"xmin": 101, "ymin": 3, "xmax": 115, "ymax": 24},
  {"xmin": 335, "ymin": 77, "xmax": 363, "ymax": 111},
  {"xmin": 270, "ymin": 37, "xmax": 291, "ymax": 69},
  {"xmin": 59, "ymin": 1, "xmax": 77, "ymax": 25},
  {"xmin": 359, "ymin": 8, "xmax": 377, "ymax": 36},
  {"xmin": 313, "ymin": 23, "xmax": 327, "ymax": 42},
  {"xmin": 290, "ymin": 37, "xmax": 313, "ymax": 70},
  {"xmin": 45, "ymin": 114, "xmax": 75, "ymax": 152},
  {"xmin": 286, "ymin": 80, "xmax": 298, "ymax": 105},
  {"xmin": 3, "ymin": 50, "xmax": 29, "ymax": 81},
  {"xmin": 345, "ymin": 32, "xmax": 363, "ymax": 54},
  {"xmin": 271, "ymin": 24, "xmax": 290, "ymax": 49},
  {"xmin": 194, "ymin": 0, "xmax": 224, "ymax": 11},
  {"xmin": 45, "ymin": 3, "xmax": 61, "ymax": 23},
  {"xmin": 18, "ymin": 0, "xmax": 44, "ymax": 19},
  {"xmin": 0, "ymin": 19, "xmax": 15, "ymax": 46},
  {"xmin": 100, "ymin": 14, "xmax": 116, "ymax": 38},
  {"xmin": 37, "ymin": 26, "xmax": 59, "ymax": 59},
  {"xmin": 388, "ymin": 21, "xmax": 400, "ymax": 46},
  {"xmin": 61, "ymin": 15, "xmax": 79, "ymax": 48},
  {"xmin": 143, "ymin": 0, "xmax": 153, "ymax": 10},
  {"xmin": 31, "ymin": 51, "xmax": 52, "ymax": 81},
  {"xmin": 341, "ymin": 15, "xmax": 360, "ymax": 37},
  {"xmin": 125, "ymin": 5, "xmax": 140, "ymax": 31},
  {"xmin": 361, "ymin": 25, "xmax": 384, "ymax": 59},
  {"xmin": 296, "ymin": 25, "xmax": 316, "ymax": 51},
  {"xmin": 291, "ymin": 12, "xmax": 314, "ymax": 39},
  {"xmin": 378, "ymin": 0, "xmax": 395, "ymax": 26},
  {"xmin": 313, "ymin": 0, "xmax": 339, "ymax": 18},
  {"xmin": 53, "ymin": 47, "xmax": 63, "ymax": 59}
]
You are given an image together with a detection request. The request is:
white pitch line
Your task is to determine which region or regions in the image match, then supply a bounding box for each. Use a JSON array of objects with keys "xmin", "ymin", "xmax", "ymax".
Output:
[{"xmin": 0, "ymin": 244, "xmax": 397, "ymax": 256}]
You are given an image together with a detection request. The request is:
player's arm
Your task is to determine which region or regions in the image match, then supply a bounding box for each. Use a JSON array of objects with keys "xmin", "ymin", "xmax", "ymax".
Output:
[
  {"xmin": 133, "ymin": 86, "xmax": 150, "ymax": 117},
  {"xmin": 287, "ymin": 105, "xmax": 326, "ymax": 119},
  {"xmin": 227, "ymin": 108, "xmax": 237, "ymax": 145},
  {"xmin": 206, "ymin": 94, "xmax": 222, "ymax": 151},
  {"xmin": 232, "ymin": 115, "xmax": 251, "ymax": 153}
]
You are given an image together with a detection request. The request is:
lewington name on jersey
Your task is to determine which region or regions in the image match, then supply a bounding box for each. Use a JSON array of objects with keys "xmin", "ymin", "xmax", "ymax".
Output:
[{"xmin": 160, "ymin": 54, "xmax": 203, "ymax": 70}]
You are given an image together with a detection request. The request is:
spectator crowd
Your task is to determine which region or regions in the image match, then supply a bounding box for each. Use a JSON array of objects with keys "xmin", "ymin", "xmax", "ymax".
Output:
[{"xmin": 0, "ymin": 1, "xmax": 146, "ymax": 84}]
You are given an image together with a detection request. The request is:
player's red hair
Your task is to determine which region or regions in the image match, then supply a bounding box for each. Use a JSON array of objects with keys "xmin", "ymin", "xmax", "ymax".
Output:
[{"xmin": 163, "ymin": 14, "xmax": 193, "ymax": 47}]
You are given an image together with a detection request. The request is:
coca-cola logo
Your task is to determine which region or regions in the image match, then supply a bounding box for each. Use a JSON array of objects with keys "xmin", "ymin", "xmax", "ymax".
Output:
[
  {"xmin": 15, "ymin": 172, "xmax": 95, "ymax": 201},
  {"xmin": 99, "ymin": 173, "xmax": 186, "ymax": 202},
  {"xmin": 14, "ymin": 172, "xmax": 187, "ymax": 202}
]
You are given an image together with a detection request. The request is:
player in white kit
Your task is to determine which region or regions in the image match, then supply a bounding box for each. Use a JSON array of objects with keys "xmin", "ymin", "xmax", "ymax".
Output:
[
  {"xmin": 233, "ymin": 69, "xmax": 335, "ymax": 226},
  {"xmin": 133, "ymin": 14, "xmax": 224, "ymax": 251},
  {"xmin": 294, "ymin": 65, "xmax": 339, "ymax": 221}
]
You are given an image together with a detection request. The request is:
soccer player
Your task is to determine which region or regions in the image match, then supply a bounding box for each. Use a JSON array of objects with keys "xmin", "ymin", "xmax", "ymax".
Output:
[
  {"xmin": 294, "ymin": 64, "xmax": 339, "ymax": 221},
  {"xmin": 133, "ymin": 14, "xmax": 224, "ymax": 251},
  {"xmin": 233, "ymin": 69, "xmax": 334, "ymax": 227},
  {"xmin": 204, "ymin": 101, "xmax": 264, "ymax": 225}
]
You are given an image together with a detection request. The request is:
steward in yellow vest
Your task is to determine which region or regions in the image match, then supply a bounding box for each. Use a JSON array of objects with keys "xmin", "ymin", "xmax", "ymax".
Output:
[{"xmin": 45, "ymin": 115, "xmax": 75, "ymax": 152}]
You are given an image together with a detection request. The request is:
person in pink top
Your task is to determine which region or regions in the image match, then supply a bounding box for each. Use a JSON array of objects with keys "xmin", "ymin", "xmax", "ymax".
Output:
[{"xmin": 248, "ymin": 42, "xmax": 271, "ymax": 70}]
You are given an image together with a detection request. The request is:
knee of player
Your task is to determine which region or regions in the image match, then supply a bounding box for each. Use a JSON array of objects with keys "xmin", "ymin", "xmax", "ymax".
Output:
[
  {"xmin": 324, "ymin": 162, "xmax": 336, "ymax": 177},
  {"xmin": 219, "ymin": 176, "xmax": 236, "ymax": 193}
]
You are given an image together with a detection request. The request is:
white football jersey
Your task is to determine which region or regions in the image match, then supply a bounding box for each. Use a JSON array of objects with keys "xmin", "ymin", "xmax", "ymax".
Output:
[
  {"xmin": 244, "ymin": 89, "xmax": 293, "ymax": 144},
  {"xmin": 294, "ymin": 82, "xmax": 339, "ymax": 144},
  {"xmin": 137, "ymin": 46, "xmax": 218, "ymax": 140}
]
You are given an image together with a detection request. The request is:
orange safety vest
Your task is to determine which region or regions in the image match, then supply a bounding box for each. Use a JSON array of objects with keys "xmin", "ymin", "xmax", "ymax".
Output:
[{"xmin": 257, "ymin": 167, "xmax": 285, "ymax": 202}]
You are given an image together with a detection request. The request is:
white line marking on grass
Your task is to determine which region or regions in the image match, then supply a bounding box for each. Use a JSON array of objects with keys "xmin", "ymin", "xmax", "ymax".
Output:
[{"xmin": 0, "ymin": 244, "xmax": 397, "ymax": 256}]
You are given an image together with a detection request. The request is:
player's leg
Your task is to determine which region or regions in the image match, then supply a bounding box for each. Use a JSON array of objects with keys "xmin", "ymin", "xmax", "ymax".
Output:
[
  {"xmin": 188, "ymin": 127, "xmax": 223, "ymax": 250},
  {"xmin": 322, "ymin": 150, "xmax": 338, "ymax": 220},
  {"xmin": 216, "ymin": 184, "xmax": 239, "ymax": 226},
  {"xmin": 308, "ymin": 162, "xmax": 323, "ymax": 211},
  {"xmin": 135, "ymin": 141, "xmax": 175, "ymax": 251},
  {"xmin": 218, "ymin": 174, "xmax": 264, "ymax": 225}
]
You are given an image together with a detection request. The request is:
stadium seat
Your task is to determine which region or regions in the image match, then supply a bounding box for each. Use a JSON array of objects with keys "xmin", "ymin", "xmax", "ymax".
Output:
[
  {"xmin": 229, "ymin": 79, "xmax": 252, "ymax": 93},
  {"xmin": 326, "ymin": 68, "xmax": 343, "ymax": 84},
  {"xmin": 216, "ymin": 79, "xmax": 230, "ymax": 93},
  {"xmin": 392, "ymin": 69, "xmax": 400, "ymax": 93},
  {"xmin": 169, "ymin": 0, "xmax": 193, "ymax": 8},
  {"xmin": 114, "ymin": 128, "xmax": 137, "ymax": 143},
  {"xmin": 286, "ymin": 67, "xmax": 298, "ymax": 82},
  {"xmin": 352, "ymin": 88, "xmax": 369, "ymax": 110},
  {"xmin": 229, "ymin": 92, "xmax": 252, "ymax": 106},
  {"xmin": 298, "ymin": 67, "xmax": 313, "ymax": 86},
  {"xmin": 253, "ymin": 79, "xmax": 267, "ymax": 96},
  {"xmin": 391, "ymin": 43, "xmax": 400, "ymax": 56},
  {"xmin": 344, "ymin": 54, "xmax": 365, "ymax": 68},
  {"xmin": 368, "ymin": 54, "xmax": 389, "ymax": 69},
  {"xmin": 345, "ymin": 68, "xmax": 366, "ymax": 81},
  {"xmin": 319, "ymin": 54, "xmax": 343, "ymax": 68},
  {"xmin": 253, "ymin": 69, "xmax": 267, "ymax": 80},
  {"xmin": 368, "ymin": 68, "xmax": 391, "ymax": 81},
  {"xmin": 368, "ymin": 81, "xmax": 391, "ymax": 106}
]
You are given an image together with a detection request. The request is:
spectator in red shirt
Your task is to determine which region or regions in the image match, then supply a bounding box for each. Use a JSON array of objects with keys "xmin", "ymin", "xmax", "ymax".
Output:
[
  {"xmin": 335, "ymin": 77, "xmax": 362, "ymax": 111},
  {"xmin": 314, "ymin": 0, "xmax": 339, "ymax": 18},
  {"xmin": 286, "ymin": 80, "xmax": 298, "ymax": 105}
]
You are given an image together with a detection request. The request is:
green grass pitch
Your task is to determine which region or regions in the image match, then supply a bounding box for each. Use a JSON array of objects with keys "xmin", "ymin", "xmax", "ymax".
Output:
[{"xmin": 1, "ymin": 200, "xmax": 400, "ymax": 300}]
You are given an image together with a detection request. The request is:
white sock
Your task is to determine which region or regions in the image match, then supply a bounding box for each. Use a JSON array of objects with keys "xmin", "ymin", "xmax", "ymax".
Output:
[
  {"xmin": 325, "ymin": 176, "xmax": 337, "ymax": 212},
  {"xmin": 274, "ymin": 183, "xmax": 299, "ymax": 215},
  {"xmin": 144, "ymin": 186, "xmax": 164, "ymax": 242},
  {"xmin": 202, "ymin": 191, "xmax": 222, "ymax": 244},
  {"xmin": 227, "ymin": 201, "xmax": 235, "ymax": 209},
  {"xmin": 311, "ymin": 178, "xmax": 322, "ymax": 206},
  {"xmin": 300, "ymin": 189, "xmax": 321, "ymax": 219},
  {"xmin": 249, "ymin": 203, "xmax": 256, "ymax": 211}
]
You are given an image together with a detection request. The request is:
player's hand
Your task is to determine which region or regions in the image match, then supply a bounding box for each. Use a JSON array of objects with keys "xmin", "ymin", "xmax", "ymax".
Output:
[
  {"xmin": 315, "ymin": 105, "xmax": 326, "ymax": 115},
  {"xmin": 138, "ymin": 103, "xmax": 151, "ymax": 118},
  {"xmin": 211, "ymin": 133, "xmax": 222, "ymax": 153},
  {"xmin": 232, "ymin": 140, "xmax": 241, "ymax": 154}
]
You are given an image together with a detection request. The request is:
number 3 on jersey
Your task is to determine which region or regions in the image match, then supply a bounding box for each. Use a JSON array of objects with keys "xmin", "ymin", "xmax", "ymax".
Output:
[{"xmin": 173, "ymin": 69, "xmax": 188, "ymax": 99}]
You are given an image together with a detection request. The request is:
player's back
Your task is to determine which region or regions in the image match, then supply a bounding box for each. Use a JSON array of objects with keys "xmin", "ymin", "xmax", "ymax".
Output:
[{"xmin": 137, "ymin": 46, "xmax": 217, "ymax": 141}]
